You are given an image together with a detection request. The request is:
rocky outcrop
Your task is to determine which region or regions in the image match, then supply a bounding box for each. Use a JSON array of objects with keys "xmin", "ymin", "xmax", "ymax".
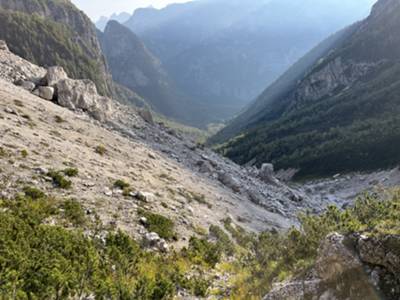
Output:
[
  {"xmin": 264, "ymin": 233, "xmax": 400, "ymax": 300},
  {"xmin": 0, "ymin": 41, "xmax": 113, "ymax": 121},
  {"xmin": 0, "ymin": 41, "xmax": 46, "ymax": 83},
  {"xmin": 293, "ymin": 57, "xmax": 379, "ymax": 108}
]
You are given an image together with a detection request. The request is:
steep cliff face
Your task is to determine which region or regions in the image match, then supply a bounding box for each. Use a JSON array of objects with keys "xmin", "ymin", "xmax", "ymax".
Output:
[
  {"xmin": 213, "ymin": 0, "xmax": 400, "ymax": 178},
  {"xmin": 0, "ymin": 0, "xmax": 112, "ymax": 95}
]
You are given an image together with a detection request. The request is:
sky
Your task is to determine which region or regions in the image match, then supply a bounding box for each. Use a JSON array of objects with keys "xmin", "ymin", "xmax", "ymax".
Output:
[{"xmin": 71, "ymin": 0, "xmax": 193, "ymax": 21}]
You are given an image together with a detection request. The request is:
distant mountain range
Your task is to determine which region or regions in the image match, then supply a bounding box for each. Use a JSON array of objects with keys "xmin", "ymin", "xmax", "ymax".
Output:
[
  {"xmin": 212, "ymin": 0, "xmax": 400, "ymax": 178},
  {"xmin": 96, "ymin": 12, "xmax": 131, "ymax": 31},
  {"xmin": 122, "ymin": 0, "xmax": 376, "ymax": 126}
]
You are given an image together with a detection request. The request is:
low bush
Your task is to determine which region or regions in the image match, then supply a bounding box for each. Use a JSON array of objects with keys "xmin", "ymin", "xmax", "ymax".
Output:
[
  {"xmin": 139, "ymin": 210, "xmax": 176, "ymax": 240},
  {"xmin": 95, "ymin": 145, "xmax": 107, "ymax": 156},
  {"xmin": 47, "ymin": 170, "xmax": 72, "ymax": 189},
  {"xmin": 63, "ymin": 167, "xmax": 79, "ymax": 177},
  {"xmin": 23, "ymin": 186, "xmax": 46, "ymax": 200},
  {"xmin": 113, "ymin": 179, "xmax": 130, "ymax": 190}
]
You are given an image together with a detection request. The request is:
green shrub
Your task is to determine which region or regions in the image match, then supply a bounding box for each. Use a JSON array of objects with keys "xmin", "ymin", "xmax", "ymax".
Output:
[
  {"xmin": 186, "ymin": 236, "xmax": 222, "ymax": 267},
  {"xmin": 209, "ymin": 225, "xmax": 235, "ymax": 256},
  {"xmin": 62, "ymin": 167, "xmax": 79, "ymax": 177},
  {"xmin": 23, "ymin": 186, "xmax": 46, "ymax": 200},
  {"xmin": 54, "ymin": 115, "xmax": 65, "ymax": 123},
  {"xmin": 113, "ymin": 179, "xmax": 130, "ymax": 190},
  {"xmin": 47, "ymin": 170, "xmax": 72, "ymax": 189},
  {"xmin": 139, "ymin": 210, "xmax": 176, "ymax": 240},
  {"xmin": 62, "ymin": 199, "xmax": 86, "ymax": 226},
  {"xmin": 20, "ymin": 149, "xmax": 28, "ymax": 158},
  {"xmin": 95, "ymin": 145, "xmax": 107, "ymax": 156}
]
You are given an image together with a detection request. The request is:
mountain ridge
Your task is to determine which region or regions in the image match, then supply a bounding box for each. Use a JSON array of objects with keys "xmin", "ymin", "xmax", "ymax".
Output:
[{"xmin": 212, "ymin": 0, "xmax": 400, "ymax": 178}]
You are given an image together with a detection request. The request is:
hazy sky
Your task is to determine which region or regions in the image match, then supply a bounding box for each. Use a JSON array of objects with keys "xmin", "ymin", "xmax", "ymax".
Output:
[{"xmin": 71, "ymin": 0, "xmax": 193, "ymax": 21}]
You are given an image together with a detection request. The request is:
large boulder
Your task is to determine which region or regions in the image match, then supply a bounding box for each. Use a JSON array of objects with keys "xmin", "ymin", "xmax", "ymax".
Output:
[
  {"xmin": 37, "ymin": 86, "xmax": 54, "ymax": 101},
  {"xmin": 218, "ymin": 172, "xmax": 241, "ymax": 193},
  {"xmin": 45, "ymin": 66, "xmax": 68, "ymax": 86},
  {"xmin": 315, "ymin": 233, "xmax": 363, "ymax": 281},
  {"xmin": 259, "ymin": 163, "xmax": 279, "ymax": 185},
  {"xmin": 138, "ymin": 108, "xmax": 154, "ymax": 125},
  {"xmin": 55, "ymin": 78, "xmax": 113, "ymax": 121}
]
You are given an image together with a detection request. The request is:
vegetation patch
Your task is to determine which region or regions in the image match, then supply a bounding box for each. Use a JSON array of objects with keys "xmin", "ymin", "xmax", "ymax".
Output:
[
  {"xmin": 113, "ymin": 179, "xmax": 130, "ymax": 190},
  {"xmin": 95, "ymin": 145, "xmax": 107, "ymax": 156},
  {"xmin": 23, "ymin": 186, "xmax": 46, "ymax": 200},
  {"xmin": 47, "ymin": 170, "xmax": 72, "ymax": 189},
  {"xmin": 0, "ymin": 194, "xmax": 218, "ymax": 299},
  {"xmin": 62, "ymin": 167, "xmax": 79, "ymax": 177},
  {"xmin": 139, "ymin": 209, "xmax": 176, "ymax": 240}
]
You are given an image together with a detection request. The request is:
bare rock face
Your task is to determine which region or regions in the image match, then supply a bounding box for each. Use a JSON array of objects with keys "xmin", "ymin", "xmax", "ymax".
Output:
[{"xmin": 56, "ymin": 78, "xmax": 113, "ymax": 122}]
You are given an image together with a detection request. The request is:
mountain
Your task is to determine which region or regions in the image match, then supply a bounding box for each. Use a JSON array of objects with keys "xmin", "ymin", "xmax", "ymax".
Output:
[
  {"xmin": 125, "ymin": 0, "xmax": 376, "ymax": 125},
  {"xmin": 0, "ymin": 0, "xmax": 112, "ymax": 95},
  {"xmin": 212, "ymin": 0, "xmax": 400, "ymax": 178},
  {"xmin": 96, "ymin": 12, "xmax": 131, "ymax": 31},
  {"xmin": 98, "ymin": 20, "xmax": 196, "ymax": 123}
]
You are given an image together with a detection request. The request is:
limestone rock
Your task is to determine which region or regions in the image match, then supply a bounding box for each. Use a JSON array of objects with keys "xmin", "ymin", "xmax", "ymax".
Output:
[
  {"xmin": 0, "ymin": 40, "xmax": 8, "ymax": 51},
  {"xmin": 45, "ymin": 66, "xmax": 68, "ymax": 86},
  {"xmin": 358, "ymin": 235, "xmax": 400, "ymax": 275},
  {"xmin": 315, "ymin": 233, "xmax": 363, "ymax": 281},
  {"xmin": 259, "ymin": 163, "xmax": 278, "ymax": 184},
  {"xmin": 138, "ymin": 108, "xmax": 154, "ymax": 125},
  {"xmin": 15, "ymin": 80, "xmax": 35, "ymax": 91},
  {"xmin": 37, "ymin": 86, "xmax": 54, "ymax": 101},
  {"xmin": 56, "ymin": 78, "xmax": 113, "ymax": 121},
  {"xmin": 218, "ymin": 172, "xmax": 241, "ymax": 193}
]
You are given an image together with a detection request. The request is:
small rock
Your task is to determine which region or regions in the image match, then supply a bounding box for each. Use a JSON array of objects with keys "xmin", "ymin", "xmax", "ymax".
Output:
[
  {"xmin": 16, "ymin": 80, "xmax": 36, "ymax": 92},
  {"xmin": 104, "ymin": 188, "xmax": 113, "ymax": 197},
  {"xmin": 134, "ymin": 191, "xmax": 148, "ymax": 202},
  {"xmin": 4, "ymin": 107, "xmax": 16, "ymax": 115},
  {"xmin": 144, "ymin": 232, "xmax": 160, "ymax": 247},
  {"xmin": 139, "ymin": 217, "xmax": 148, "ymax": 225},
  {"xmin": 34, "ymin": 167, "xmax": 49, "ymax": 175},
  {"xmin": 157, "ymin": 239, "xmax": 169, "ymax": 253}
]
